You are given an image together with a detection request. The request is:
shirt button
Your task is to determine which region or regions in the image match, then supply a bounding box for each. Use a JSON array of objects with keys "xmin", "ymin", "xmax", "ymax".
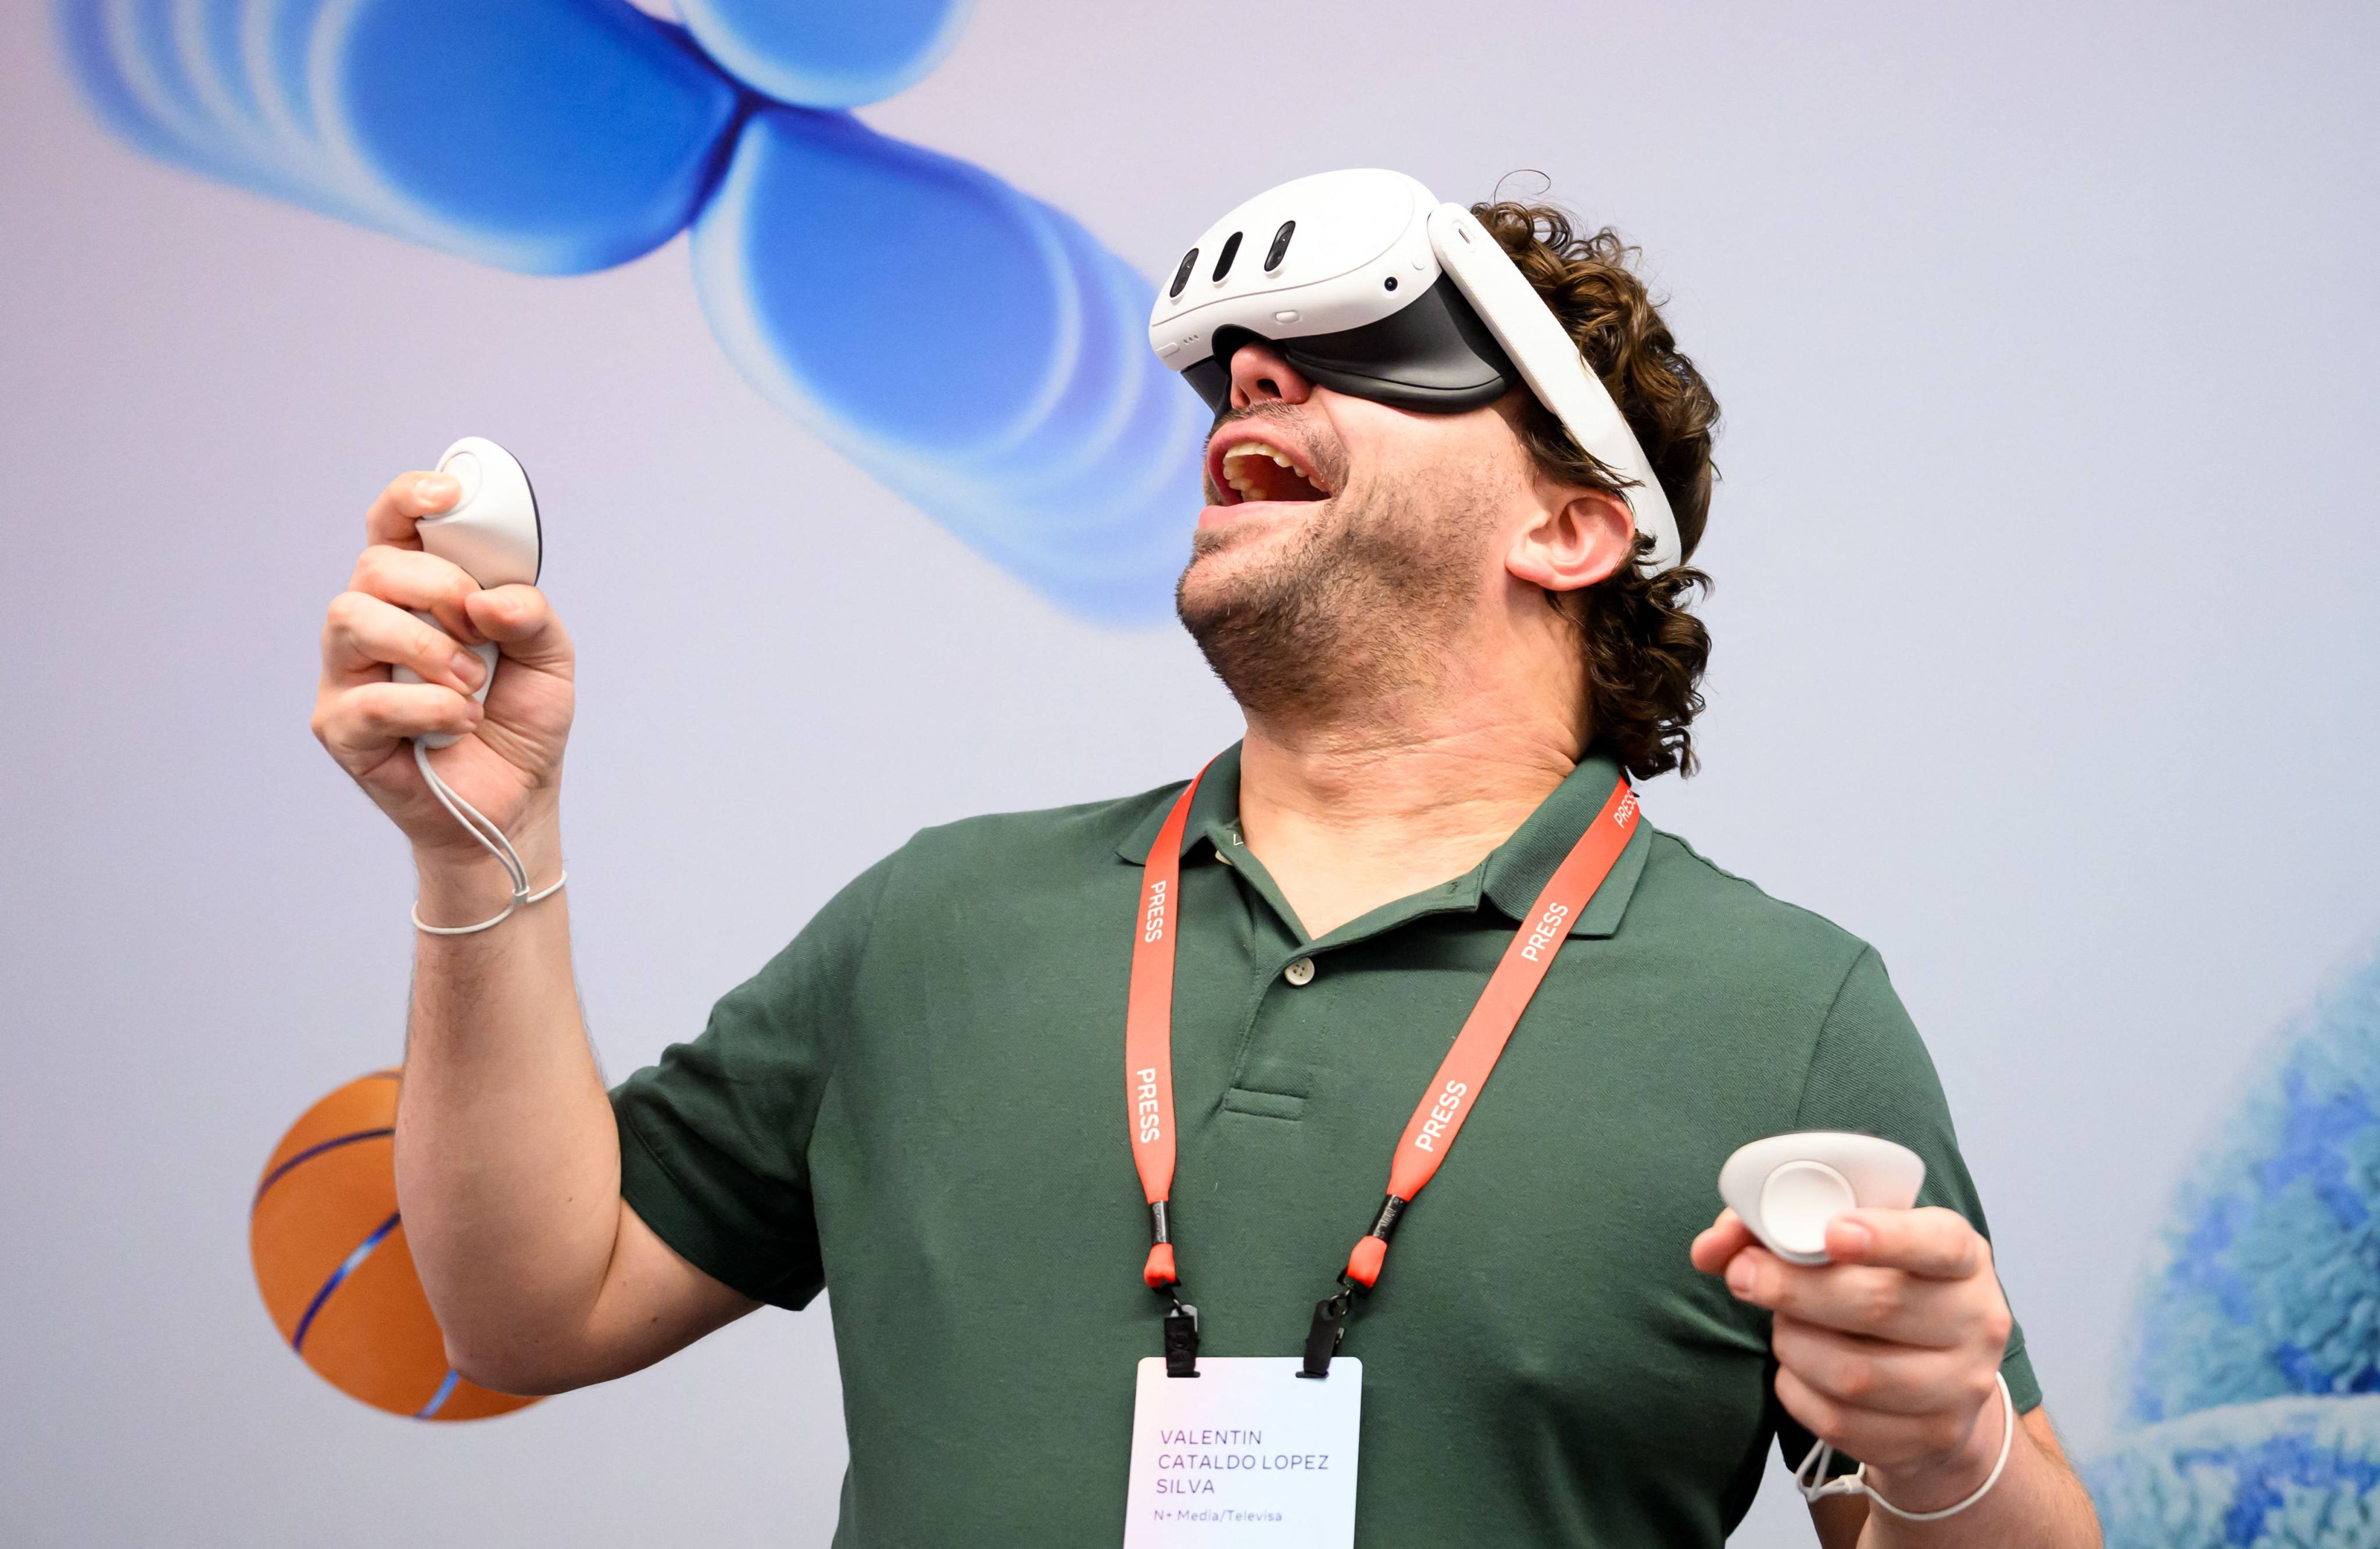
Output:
[{"xmin": 1283, "ymin": 958, "xmax": 1316, "ymax": 987}]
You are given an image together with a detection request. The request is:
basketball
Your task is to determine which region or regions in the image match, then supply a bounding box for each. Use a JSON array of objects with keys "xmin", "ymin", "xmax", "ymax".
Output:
[{"xmin": 249, "ymin": 1070, "xmax": 540, "ymax": 1422}]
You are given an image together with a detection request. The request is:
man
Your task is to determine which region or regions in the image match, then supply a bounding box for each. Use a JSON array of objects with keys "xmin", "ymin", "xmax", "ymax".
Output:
[{"xmin": 310, "ymin": 196, "xmax": 2102, "ymax": 1546}]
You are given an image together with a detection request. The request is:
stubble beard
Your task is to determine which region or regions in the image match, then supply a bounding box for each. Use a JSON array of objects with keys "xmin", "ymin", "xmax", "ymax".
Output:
[{"xmin": 1175, "ymin": 428, "xmax": 1491, "ymax": 725}]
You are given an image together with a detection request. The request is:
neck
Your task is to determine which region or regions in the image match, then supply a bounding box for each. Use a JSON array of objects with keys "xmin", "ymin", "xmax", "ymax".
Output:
[{"xmin": 1234, "ymin": 639, "xmax": 1588, "ymax": 940}]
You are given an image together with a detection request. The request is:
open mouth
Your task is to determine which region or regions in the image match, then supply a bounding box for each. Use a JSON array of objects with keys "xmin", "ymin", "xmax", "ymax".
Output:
[{"xmin": 1210, "ymin": 435, "xmax": 1329, "ymax": 506}]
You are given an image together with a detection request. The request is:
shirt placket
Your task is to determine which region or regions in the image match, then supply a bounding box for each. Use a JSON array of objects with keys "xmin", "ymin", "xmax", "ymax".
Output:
[{"xmin": 1200, "ymin": 819, "xmax": 1488, "ymax": 1107}]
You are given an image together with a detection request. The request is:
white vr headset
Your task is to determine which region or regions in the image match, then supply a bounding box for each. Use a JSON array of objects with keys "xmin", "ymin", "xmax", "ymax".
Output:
[{"xmin": 1147, "ymin": 168, "xmax": 1681, "ymax": 573}]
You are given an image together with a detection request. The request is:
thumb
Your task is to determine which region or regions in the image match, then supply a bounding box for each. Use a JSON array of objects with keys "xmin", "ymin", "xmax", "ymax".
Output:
[
  {"xmin": 465, "ymin": 584, "xmax": 572, "ymax": 673},
  {"xmin": 1691, "ymin": 1209, "xmax": 1757, "ymax": 1274}
]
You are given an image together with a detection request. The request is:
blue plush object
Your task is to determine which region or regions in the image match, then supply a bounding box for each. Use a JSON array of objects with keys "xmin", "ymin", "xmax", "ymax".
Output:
[
  {"xmin": 54, "ymin": 0, "xmax": 1201, "ymax": 621},
  {"xmin": 2086, "ymin": 1396, "xmax": 2380, "ymax": 1547},
  {"xmin": 2088, "ymin": 941, "xmax": 2380, "ymax": 1544},
  {"xmin": 2125, "ymin": 948, "xmax": 2380, "ymax": 1424}
]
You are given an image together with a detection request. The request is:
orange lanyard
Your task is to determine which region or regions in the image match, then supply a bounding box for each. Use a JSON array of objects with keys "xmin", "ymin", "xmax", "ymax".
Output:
[{"xmin": 1125, "ymin": 767, "xmax": 1642, "ymax": 1374}]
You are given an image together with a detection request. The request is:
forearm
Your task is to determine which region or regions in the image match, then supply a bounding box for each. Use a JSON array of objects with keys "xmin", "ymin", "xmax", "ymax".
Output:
[
  {"xmin": 1857, "ymin": 1404, "xmax": 2100, "ymax": 1549},
  {"xmin": 394, "ymin": 810, "xmax": 623, "ymax": 1392}
]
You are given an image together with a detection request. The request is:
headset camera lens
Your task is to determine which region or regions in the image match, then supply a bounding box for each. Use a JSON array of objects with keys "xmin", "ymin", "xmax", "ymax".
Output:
[
  {"xmin": 1264, "ymin": 221, "xmax": 1295, "ymax": 272},
  {"xmin": 1169, "ymin": 249, "xmax": 1199, "ymax": 299},
  {"xmin": 1211, "ymin": 231, "xmax": 1243, "ymax": 282}
]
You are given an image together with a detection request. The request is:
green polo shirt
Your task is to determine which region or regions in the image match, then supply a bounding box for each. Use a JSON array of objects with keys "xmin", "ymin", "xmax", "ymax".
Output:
[{"xmin": 612, "ymin": 744, "xmax": 2040, "ymax": 1547}]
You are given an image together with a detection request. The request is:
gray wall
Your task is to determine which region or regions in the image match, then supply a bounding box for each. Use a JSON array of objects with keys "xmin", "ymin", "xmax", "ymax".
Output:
[{"xmin": 3, "ymin": 1, "xmax": 2375, "ymax": 1543}]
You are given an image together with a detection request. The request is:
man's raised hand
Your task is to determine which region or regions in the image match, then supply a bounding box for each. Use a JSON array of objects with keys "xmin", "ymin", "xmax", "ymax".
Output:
[{"xmin": 310, "ymin": 468, "xmax": 575, "ymax": 870}]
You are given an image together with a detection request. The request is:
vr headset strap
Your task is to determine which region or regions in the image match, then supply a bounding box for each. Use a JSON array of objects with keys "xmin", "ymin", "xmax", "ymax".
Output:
[{"xmin": 1426, "ymin": 204, "xmax": 1683, "ymax": 573}]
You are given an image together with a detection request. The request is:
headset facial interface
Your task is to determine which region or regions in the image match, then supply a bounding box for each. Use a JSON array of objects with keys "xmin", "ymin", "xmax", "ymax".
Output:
[{"xmin": 1147, "ymin": 169, "xmax": 1682, "ymax": 573}]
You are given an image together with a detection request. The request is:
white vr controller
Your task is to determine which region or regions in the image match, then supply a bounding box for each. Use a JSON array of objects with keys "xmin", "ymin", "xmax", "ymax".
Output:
[
  {"xmin": 1718, "ymin": 1132, "xmax": 1926, "ymax": 1265},
  {"xmin": 1723, "ymin": 1132, "xmax": 2023, "ymax": 1523},
  {"xmin": 389, "ymin": 436, "xmax": 542, "ymax": 748},
  {"xmin": 388, "ymin": 437, "xmax": 558, "ymax": 938}
]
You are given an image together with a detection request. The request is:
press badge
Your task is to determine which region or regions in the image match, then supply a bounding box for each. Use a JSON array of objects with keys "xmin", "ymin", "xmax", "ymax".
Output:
[{"xmin": 1122, "ymin": 1357, "xmax": 1362, "ymax": 1547}]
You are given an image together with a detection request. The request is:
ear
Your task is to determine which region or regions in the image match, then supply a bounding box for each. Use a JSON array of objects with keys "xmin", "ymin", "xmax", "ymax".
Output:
[{"xmin": 1504, "ymin": 482, "xmax": 1635, "ymax": 597}]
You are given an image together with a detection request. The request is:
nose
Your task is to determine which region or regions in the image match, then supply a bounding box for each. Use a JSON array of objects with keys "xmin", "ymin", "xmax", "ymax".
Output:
[{"xmin": 1227, "ymin": 341, "xmax": 1314, "ymax": 410}]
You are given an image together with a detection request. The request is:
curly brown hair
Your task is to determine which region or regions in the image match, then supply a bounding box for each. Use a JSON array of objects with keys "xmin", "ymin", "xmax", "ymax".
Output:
[{"xmin": 1473, "ymin": 199, "xmax": 1720, "ymax": 779}]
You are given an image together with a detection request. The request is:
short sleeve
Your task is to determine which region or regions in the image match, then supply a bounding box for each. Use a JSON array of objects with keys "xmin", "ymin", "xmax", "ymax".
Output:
[
  {"xmin": 1770, "ymin": 946, "xmax": 2045, "ymax": 1475},
  {"xmin": 610, "ymin": 855, "xmax": 894, "ymax": 1310}
]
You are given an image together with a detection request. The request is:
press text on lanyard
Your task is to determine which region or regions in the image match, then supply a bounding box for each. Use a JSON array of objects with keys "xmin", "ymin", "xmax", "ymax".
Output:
[{"xmin": 1124, "ymin": 768, "xmax": 1642, "ymax": 1376}]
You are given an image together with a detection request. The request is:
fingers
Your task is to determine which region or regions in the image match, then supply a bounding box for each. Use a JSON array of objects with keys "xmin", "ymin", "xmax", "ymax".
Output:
[
  {"xmin": 461, "ymin": 583, "xmax": 572, "ymax": 673},
  {"xmin": 1733, "ymin": 1207, "xmax": 2014, "ymax": 1492},
  {"xmin": 1772, "ymin": 1364, "xmax": 1989, "ymax": 1476},
  {"xmin": 364, "ymin": 469, "xmax": 461, "ymax": 548},
  {"xmin": 1690, "ymin": 1209, "xmax": 1758, "ymax": 1275},
  {"xmin": 1724, "ymin": 1246, "xmax": 1984, "ymax": 1347},
  {"xmin": 1825, "ymin": 1207, "xmax": 1989, "ymax": 1281},
  {"xmin": 348, "ymin": 544, "xmax": 486, "ymax": 646},
  {"xmin": 313, "ymin": 681, "xmax": 482, "ymax": 761},
  {"xmin": 1771, "ymin": 1315, "xmax": 1977, "ymax": 1418},
  {"xmin": 322, "ymin": 590, "xmax": 490, "ymax": 693}
]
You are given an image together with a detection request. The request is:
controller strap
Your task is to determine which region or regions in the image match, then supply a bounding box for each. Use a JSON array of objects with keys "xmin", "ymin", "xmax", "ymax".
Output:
[
  {"xmin": 409, "ymin": 741, "xmax": 566, "ymax": 935},
  {"xmin": 1794, "ymin": 1369, "xmax": 2017, "ymax": 1522}
]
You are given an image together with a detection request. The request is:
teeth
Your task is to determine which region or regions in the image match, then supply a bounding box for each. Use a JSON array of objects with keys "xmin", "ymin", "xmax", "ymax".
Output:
[
  {"xmin": 1222, "ymin": 442, "xmax": 1309, "ymax": 475},
  {"xmin": 1216, "ymin": 438, "xmax": 1326, "ymax": 503}
]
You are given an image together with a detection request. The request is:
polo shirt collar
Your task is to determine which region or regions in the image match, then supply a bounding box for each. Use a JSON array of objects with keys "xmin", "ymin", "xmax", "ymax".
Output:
[
  {"xmin": 1477, "ymin": 748, "xmax": 1651, "ymax": 939},
  {"xmin": 1116, "ymin": 741, "xmax": 1248, "ymax": 866},
  {"xmin": 1115, "ymin": 742, "xmax": 1650, "ymax": 940}
]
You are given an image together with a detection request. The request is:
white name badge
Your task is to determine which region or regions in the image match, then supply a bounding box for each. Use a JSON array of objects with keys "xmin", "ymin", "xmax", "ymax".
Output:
[{"xmin": 1122, "ymin": 1357, "xmax": 1363, "ymax": 1547}]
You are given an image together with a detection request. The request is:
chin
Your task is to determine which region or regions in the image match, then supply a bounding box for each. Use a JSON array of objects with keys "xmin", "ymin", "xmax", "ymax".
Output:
[
  {"xmin": 1175, "ymin": 535, "xmax": 1266, "ymax": 625},
  {"xmin": 1175, "ymin": 547, "xmax": 1244, "ymax": 622},
  {"xmin": 1177, "ymin": 490, "xmax": 1338, "ymax": 621}
]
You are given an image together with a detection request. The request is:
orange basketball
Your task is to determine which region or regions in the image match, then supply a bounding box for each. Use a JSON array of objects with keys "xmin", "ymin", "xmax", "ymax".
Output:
[{"xmin": 249, "ymin": 1069, "xmax": 539, "ymax": 1421}]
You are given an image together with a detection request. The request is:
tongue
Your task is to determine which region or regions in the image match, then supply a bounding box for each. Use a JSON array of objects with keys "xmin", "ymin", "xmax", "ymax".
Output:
[{"xmin": 1235, "ymin": 458, "xmax": 1323, "ymax": 503}]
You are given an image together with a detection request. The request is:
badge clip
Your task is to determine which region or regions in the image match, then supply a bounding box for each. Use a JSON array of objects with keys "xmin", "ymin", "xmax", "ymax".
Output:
[
  {"xmin": 1162, "ymin": 1299, "xmax": 1201, "ymax": 1378},
  {"xmin": 1298, "ymin": 1288, "xmax": 1354, "ymax": 1379}
]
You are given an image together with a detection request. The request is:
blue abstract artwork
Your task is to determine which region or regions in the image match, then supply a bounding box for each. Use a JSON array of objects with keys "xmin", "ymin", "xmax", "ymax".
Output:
[
  {"xmin": 2087, "ymin": 942, "xmax": 2380, "ymax": 1544},
  {"xmin": 55, "ymin": 0, "xmax": 1202, "ymax": 623}
]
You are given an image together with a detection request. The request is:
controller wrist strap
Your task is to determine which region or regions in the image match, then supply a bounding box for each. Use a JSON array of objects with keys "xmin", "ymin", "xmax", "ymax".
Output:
[
  {"xmin": 409, "ymin": 740, "xmax": 566, "ymax": 935},
  {"xmin": 1794, "ymin": 1370, "xmax": 2016, "ymax": 1522}
]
